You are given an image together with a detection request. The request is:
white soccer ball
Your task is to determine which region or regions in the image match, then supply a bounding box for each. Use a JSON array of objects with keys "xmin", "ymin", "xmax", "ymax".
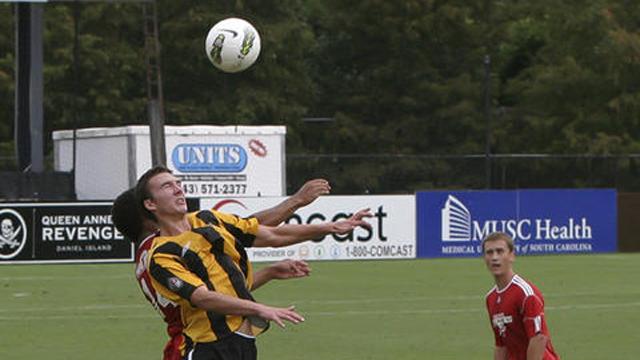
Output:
[{"xmin": 205, "ymin": 18, "xmax": 261, "ymax": 73}]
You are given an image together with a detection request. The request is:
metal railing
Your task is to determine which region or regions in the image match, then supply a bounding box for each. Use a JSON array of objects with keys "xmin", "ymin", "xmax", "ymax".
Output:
[{"xmin": 287, "ymin": 153, "xmax": 640, "ymax": 194}]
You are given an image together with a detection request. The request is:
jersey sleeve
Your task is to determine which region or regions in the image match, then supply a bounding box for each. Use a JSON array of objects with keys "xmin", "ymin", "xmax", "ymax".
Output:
[
  {"xmin": 214, "ymin": 211, "xmax": 259, "ymax": 247},
  {"xmin": 522, "ymin": 294, "xmax": 546, "ymax": 338},
  {"xmin": 148, "ymin": 242, "xmax": 205, "ymax": 303}
]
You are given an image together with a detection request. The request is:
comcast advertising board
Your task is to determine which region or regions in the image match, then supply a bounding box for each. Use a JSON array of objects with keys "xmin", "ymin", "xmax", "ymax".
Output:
[
  {"xmin": 416, "ymin": 189, "xmax": 617, "ymax": 258},
  {"xmin": 200, "ymin": 195, "xmax": 416, "ymax": 262}
]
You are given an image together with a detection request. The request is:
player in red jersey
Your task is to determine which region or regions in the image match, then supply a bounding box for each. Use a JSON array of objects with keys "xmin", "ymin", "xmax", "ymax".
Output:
[
  {"xmin": 134, "ymin": 230, "xmax": 183, "ymax": 360},
  {"xmin": 483, "ymin": 232, "xmax": 560, "ymax": 360},
  {"xmin": 113, "ymin": 179, "xmax": 330, "ymax": 360}
]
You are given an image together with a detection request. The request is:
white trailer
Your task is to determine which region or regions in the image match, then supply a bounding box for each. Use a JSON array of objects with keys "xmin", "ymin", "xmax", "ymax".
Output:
[{"xmin": 53, "ymin": 125, "xmax": 286, "ymax": 200}]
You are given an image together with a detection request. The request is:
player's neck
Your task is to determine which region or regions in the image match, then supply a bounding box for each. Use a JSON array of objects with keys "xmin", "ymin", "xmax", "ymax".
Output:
[
  {"xmin": 494, "ymin": 271, "xmax": 515, "ymax": 290},
  {"xmin": 157, "ymin": 215, "xmax": 191, "ymax": 236}
]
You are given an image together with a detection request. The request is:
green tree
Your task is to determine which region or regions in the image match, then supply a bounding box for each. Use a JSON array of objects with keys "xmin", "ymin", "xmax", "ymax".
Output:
[
  {"xmin": 492, "ymin": 1, "xmax": 640, "ymax": 188},
  {"xmin": 290, "ymin": 0, "xmax": 503, "ymax": 192},
  {"xmin": 3, "ymin": 1, "xmax": 640, "ymax": 191},
  {"xmin": 0, "ymin": 5, "xmax": 15, "ymax": 168}
]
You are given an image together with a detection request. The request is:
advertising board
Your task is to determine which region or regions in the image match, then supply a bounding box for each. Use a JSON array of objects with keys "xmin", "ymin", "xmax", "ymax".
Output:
[
  {"xmin": 416, "ymin": 189, "xmax": 617, "ymax": 258},
  {"xmin": 201, "ymin": 195, "xmax": 416, "ymax": 262},
  {"xmin": 0, "ymin": 203, "xmax": 132, "ymax": 264}
]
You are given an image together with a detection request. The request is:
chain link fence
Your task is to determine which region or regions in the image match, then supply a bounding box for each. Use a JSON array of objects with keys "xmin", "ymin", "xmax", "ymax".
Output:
[
  {"xmin": 286, "ymin": 154, "xmax": 640, "ymax": 195},
  {"xmin": 2, "ymin": 153, "xmax": 639, "ymax": 198}
]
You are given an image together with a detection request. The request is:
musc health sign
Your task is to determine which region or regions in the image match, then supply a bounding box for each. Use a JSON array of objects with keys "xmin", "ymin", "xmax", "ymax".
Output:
[{"xmin": 416, "ymin": 189, "xmax": 617, "ymax": 258}]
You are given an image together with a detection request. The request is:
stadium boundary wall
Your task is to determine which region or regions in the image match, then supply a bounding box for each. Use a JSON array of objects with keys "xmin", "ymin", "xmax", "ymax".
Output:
[{"xmin": 2, "ymin": 190, "xmax": 638, "ymax": 264}]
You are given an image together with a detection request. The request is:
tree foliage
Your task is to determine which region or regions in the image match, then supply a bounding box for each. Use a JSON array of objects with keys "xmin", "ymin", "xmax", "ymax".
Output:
[{"xmin": 1, "ymin": 1, "xmax": 640, "ymax": 191}]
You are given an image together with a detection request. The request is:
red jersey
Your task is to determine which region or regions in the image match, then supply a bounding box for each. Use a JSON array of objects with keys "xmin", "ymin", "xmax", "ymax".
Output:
[
  {"xmin": 485, "ymin": 274, "xmax": 559, "ymax": 360},
  {"xmin": 134, "ymin": 233, "xmax": 184, "ymax": 360}
]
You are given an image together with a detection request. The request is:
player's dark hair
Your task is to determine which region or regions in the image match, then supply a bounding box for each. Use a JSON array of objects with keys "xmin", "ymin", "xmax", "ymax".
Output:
[
  {"xmin": 481, "ymin": 232, "xmax": 515, "ymax": 253},
  {"xmin": 111, "ymin": 188, "xmax": 143, "ymax": 244},
  {"xmin": 135, "ymin": 165, "xmax": 173, "ymax": 221}
]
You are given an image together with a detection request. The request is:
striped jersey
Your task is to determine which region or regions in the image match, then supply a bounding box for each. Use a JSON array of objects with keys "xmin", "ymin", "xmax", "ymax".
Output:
[
  {"xmin": 485, "ymin": 274, "xmax": 559, "ymax": 360},
  {"xmin": 134, "ymin": 232, "xmax": 183, "ymax": 360},
  {"xmin": 147, "ymin": 210, "xmax": 266, "ymax": 345}
]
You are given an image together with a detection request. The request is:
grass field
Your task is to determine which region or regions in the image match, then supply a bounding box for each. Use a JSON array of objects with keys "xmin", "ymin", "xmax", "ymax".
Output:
[{"xmin": 0, "ymin": 254, "xmax": 639, "ymax": 359}]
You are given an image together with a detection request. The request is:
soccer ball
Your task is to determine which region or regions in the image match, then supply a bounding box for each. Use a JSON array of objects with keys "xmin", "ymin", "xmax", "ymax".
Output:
[{"xmin": 205, "ymin": 18, "xmax": 261, "ymax": 73}]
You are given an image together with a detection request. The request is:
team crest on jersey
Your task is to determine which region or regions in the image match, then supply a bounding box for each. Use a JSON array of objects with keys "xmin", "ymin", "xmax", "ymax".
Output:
[
  {"xmin": 492, "ymin": 312, "xmax": 513, "ymax": 337},
  {"xmin": 167, "ymin": 277, "xmax": 184, "ymax": 292}
]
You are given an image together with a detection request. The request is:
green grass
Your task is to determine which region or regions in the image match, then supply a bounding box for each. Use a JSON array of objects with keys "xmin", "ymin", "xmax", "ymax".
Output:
[{"xmin": 0, "ymin": 254, "xmax": 639, "ymax": 359}]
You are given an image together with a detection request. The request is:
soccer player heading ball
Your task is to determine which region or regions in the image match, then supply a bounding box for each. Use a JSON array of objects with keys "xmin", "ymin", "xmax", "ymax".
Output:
[{"xmin": 132, "ymin": 166, "xmax": 372, "ymax": 360}]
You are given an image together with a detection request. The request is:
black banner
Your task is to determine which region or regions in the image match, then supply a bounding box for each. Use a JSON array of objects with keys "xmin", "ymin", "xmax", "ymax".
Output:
[{"xmin": 0, "ymin": 203, "xmax": 132, "ymax": 264}]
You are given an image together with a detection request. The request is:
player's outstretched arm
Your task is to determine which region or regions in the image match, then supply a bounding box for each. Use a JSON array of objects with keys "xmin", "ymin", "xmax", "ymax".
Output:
[
  {"xmin": 526, "ymin": 334, "xmax": 548, "ymax": 360},
  {"xmin": 252, "ymin": 259, "xmax": 310, "ymax": 291},
  {"xmin": 493, "ymin": 346, "xmax": 508, "ymax": 360},
  {"xmin": 252, "ymin": 208, "xmax": 372, "ymax": 248},
  {"xmin": 250, "ymin": 179, "xmax": 330, "ymax": 226},
  {"xmin": 190, "ymin": 286, "xmax": 304, "ymax": 328}
]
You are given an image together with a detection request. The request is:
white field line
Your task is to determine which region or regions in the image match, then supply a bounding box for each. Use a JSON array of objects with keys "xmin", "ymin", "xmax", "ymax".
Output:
[
  {"xmin": 0, "ymin": 274, "xmax": 131, "ymax": 281},
  {"xmin": 0, "ymin": 303, "xmax": 148, "ymax": 313},
  {"xmin": 2, "ymin": 290, "xmax": 639, "ymax": 314},
  {"xmin": 0, "ymin": 313, "xmax": 159, "ymax": 321},
  {"xmin": 0, "ymin": 301, "xmax": 638, "ymax": 321},
  {"xmin": 285, "ymin": 290, "xmax": 640, "ymax": 305},
  {"xmin": 307, "ymin": 301, "xmax": 640, "ymax": 317}
]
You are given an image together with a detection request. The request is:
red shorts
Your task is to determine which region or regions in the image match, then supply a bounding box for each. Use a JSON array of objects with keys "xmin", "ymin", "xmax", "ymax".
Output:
[{"xmin": 163, "ymin": 334, "xmax": 184, "ymax": 360}]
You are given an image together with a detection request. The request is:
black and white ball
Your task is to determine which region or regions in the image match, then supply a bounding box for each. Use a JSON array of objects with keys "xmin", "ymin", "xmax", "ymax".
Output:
[{"xmin": 205, "ymin": 18, "xmax": 261, "ymax": 73}]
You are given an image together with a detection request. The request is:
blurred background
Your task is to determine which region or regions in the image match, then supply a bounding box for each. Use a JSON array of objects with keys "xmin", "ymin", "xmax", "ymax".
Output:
[{"xmin": 2, "ymin": 0, "xmax": 640, "ymax": 197}]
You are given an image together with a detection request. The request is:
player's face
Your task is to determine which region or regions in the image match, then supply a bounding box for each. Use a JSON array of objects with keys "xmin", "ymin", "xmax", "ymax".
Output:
[
  {"xmin": 483, "ymin": 240, "xmax": 514, "ymax": 277},
  {"xmin": 144, "ymin": 172, "xmax": 187, "ymax": 218}
]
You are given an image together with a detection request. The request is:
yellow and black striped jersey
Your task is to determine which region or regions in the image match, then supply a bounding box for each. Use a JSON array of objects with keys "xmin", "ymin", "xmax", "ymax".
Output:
[{"xmin": 147, "ymin": 209, "xmax": 265, "ymax": 344}]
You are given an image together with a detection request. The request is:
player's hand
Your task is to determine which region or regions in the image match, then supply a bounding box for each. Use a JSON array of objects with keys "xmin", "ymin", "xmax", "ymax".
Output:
[
  {"xmin": 256, "ymin": 304, "xmax": 305, "ymax": 328},
  {"xmin": 268, "ymin": 259, "xmax": 311, "ymax": 280},
  {"xmin": 349, "ymin": 208, "xmax": 372, "ymax": 222},
  {"xmin": 291, "ymin": 179, "xmax": 331, "ymax": 207},
  {"xmin": 332, "ymin": 208, "xmax": 373, "ymax": 235}
]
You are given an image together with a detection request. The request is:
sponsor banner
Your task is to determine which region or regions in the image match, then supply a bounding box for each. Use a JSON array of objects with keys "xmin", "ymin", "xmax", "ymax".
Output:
[
  {"xmin": 0, "ymin": 203, "xmax": 132, "ymax": 264},
  {"xmin": 167, "ymin": 133, "xmax": 283, "ymax": 197},
  {"xmin": 201, "ymin": 195, "xmax": 416, "ymax": 262},
  {"xmin": 417, "ymin": 189, "xmax": 617, "ymax": 258}
]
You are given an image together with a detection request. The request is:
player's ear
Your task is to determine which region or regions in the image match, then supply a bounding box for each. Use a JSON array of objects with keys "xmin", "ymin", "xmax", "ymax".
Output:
[{"xmin": 143, "ymin": 198, "xmax": 157, "ymax": 213}]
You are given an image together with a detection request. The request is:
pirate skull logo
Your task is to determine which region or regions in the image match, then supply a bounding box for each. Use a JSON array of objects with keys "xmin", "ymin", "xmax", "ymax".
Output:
[
  {"xmin": 0, "ymin": 209, "xmax": 27, "ymax": 259},
  {"xmin": 1, "ymin": 218, "xmax": 12, "ymax": 236},
  {"xmin": 0, "ymin": 218, "xmax": 20, "ymax": 248}
]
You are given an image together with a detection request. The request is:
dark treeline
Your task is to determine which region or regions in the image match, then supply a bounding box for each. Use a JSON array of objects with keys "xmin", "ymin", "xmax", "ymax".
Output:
[{"xmin": 1, "ymin": 1, "xmax": 640, "ymax": 193}]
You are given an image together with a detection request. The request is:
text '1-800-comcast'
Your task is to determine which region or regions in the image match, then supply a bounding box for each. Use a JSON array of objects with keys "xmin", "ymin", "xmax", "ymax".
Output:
[{"xmin": 344, "ymin": 244, "xmax": 414, "ymax": 258}]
